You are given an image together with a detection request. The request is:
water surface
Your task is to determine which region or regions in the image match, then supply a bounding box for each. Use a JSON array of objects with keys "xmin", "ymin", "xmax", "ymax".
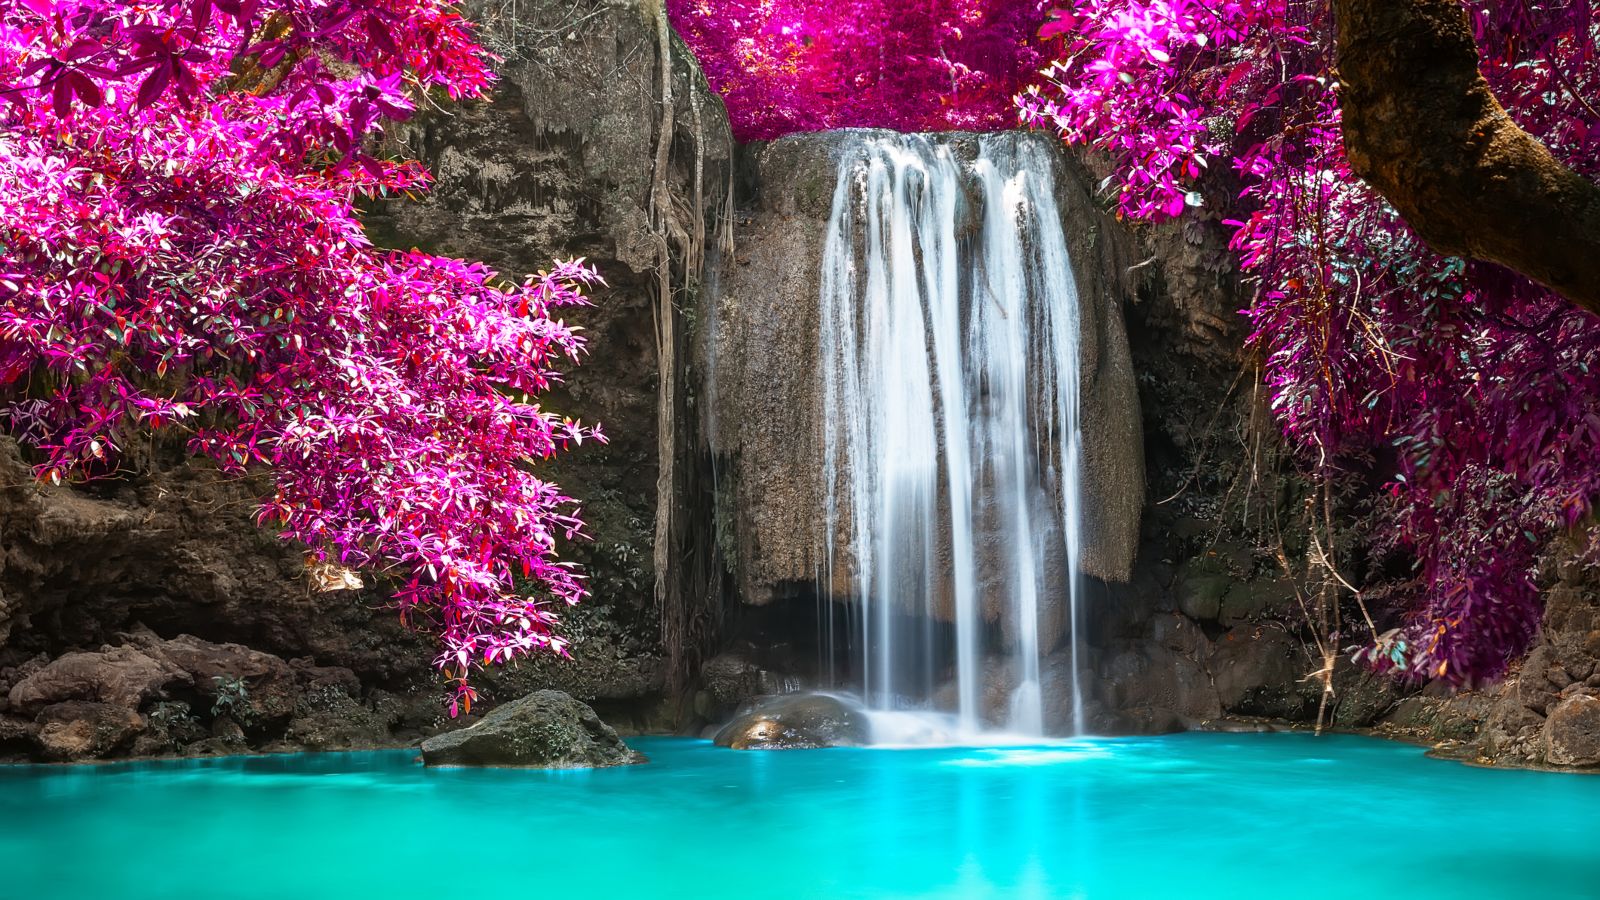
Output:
[{"xmin": 1, "ymin": 733, "xmax": 1596, "ymax": 899}]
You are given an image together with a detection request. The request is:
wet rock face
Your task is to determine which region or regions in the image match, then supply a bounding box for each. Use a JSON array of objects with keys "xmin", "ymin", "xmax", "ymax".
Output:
[
  {"xmin": 703, "ymin": 130, "xmax": 1144, "ymax": 626},
  {"xmin": 714, "ymin": 693, "xmax": 871, "ymax": 750},
  {"xmin": 1084, "ymin": 614, "xmax": 1221, "ymax": 733},
  {"xmin": 367, "ymin": 0, "xmax": 735, "ymax": 700},
  {"xmin": 420, "ymin": 690, "xmax": 644, "ymax": 768}
]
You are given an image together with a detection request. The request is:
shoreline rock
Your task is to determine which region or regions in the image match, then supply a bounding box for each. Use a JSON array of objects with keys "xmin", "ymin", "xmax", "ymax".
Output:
[{"xmin": 420, "ymin": 690, "xmax": 645, "ymax": 769}]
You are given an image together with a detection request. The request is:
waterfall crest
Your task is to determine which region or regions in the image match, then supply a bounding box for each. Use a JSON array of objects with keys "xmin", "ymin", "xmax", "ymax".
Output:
[{"xmin": 818, "ymin": 131, "xmax": 1089, "ymax": 737}]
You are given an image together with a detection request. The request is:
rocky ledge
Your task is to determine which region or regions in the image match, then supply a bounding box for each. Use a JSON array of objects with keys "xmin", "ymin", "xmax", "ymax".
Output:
[{"xmin": 0, "ymin": 627, "xmax": 431, "ymax": 762}]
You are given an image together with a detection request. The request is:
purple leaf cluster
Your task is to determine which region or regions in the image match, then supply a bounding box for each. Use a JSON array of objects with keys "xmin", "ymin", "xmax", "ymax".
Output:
[
  {"xmin": 1025, "ymin": 0, "xmax": 1600, "ymax": 683},
  {"xmin": 668, "ymin": 0, "xmax": 1050, "ymax": 141},
  {"xmin": 1, "ymin": 0, "xmax": 602, "ymax": 713}
]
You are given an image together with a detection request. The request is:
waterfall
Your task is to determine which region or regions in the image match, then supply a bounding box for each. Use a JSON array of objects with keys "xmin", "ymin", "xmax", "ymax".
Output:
[{"xmin": 819, "ymin": 131, "xmax": 1087, "ymax": 738}]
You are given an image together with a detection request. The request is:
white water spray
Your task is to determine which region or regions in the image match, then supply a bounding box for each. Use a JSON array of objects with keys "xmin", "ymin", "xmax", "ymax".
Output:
[{"xmin": 819, "ymin": 131, "xmax": 1089, "ymax": 738}]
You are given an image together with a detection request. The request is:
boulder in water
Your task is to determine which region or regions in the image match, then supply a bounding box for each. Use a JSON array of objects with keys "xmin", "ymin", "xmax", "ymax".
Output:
[
  {"xmin": 714, "ymin": 693, "xmax": 870, "ymax": 750},
  {"xmin": 419, "ymin": 690, "xmax": 644, "ymax": 769}
]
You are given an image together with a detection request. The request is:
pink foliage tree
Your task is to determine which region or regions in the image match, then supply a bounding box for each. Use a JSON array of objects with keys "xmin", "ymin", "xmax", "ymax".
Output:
[
  {"xmin": 1022, "ymin": 0, "xmax": 1600, "ymax": 684},
  {"xmin": 669, "ymin": 0, "xmax": 1050, "ymax": 140},
  {"xmin": 0, "ymin": 0, "xmax": 603, "ymax": 713}
]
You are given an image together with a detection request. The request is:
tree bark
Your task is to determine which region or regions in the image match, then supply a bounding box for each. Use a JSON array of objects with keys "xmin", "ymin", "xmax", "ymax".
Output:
[{"xmin": 1333, "ymin": 0, "xmax": 1600, "ymax": 314}]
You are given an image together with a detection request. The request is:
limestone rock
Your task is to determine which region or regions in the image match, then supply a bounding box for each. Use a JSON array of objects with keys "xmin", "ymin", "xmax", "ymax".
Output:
[
  {"xmin": 1330, "ymin": 666, "xmax": 1406, "ymax": 728},
  {"xmin": 138, "ymin": 634, "xmax": 298, "ymax": 723},
  {"xmin": 1174, "ymin": 570, "xmax": 1228, "ymax": 622},
  {"xmin": 420, "ymin": 690, "xmax": 643, "ymax": 768},
  {"xmin": 7, "ymin": 645, "xmax": 186, "ymax": 713},
  {"xmin": 365, "ymin": 0, "xmax": 735, "ymax": 708},
  {"xmin": 34, "ymin": 701, "xmax": 144, "ymax": 761},
  {"xmin": 1544, "ymin": 694, "xmax": 1600, "ymax": 767},
  {"xmin": 713, "ymin": 693, "xmax": 870, "ymax": 750},
  {"xmin": 1090, "ymin": 616, "xmax": 1222, "ymax": 734},
  {"xmin": 1383, "ymin": 692, "xmax": 1496, "ymax": 744},
  {"xmin": 483, "ymin": 632, "xmax": 666, "ymax": 706},
  {"xmin": 0, "ymin": 712, "xmax": 37, "ymax": 745},
  {"xmin": 285, "ymin": 688, "xmax": 394, "ymax": 752},
  {"xmin": 0, "ymin": 435, "xmax": 429, "ymax": 685},
  {"xmin": 699, "ymin": 650, "xmax": 798, "ymax": 714},
  {"xmin": 1444, "ymin": 559, "xmax": 1600, "ymax": 769}
]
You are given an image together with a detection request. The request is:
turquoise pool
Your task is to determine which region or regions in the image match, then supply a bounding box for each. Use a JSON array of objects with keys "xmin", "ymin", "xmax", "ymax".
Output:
[{"xmin": 1, "ymin": 733, "xmax": 1596, "ymax": 899}]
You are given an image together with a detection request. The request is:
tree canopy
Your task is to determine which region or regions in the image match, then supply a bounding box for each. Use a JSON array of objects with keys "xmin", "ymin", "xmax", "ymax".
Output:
[
  {"xmin": 6, "ymin": 0, "xmax": 1600, "ymax": 700},
  {"xmin": 1019, "ymin": 0, "xmax": 1600, "ymax": 683},
  {"xmin": 681, "ymin": 0, "xmax": 1600, "ymax": 685},
  {"xmin": 0, "ymin": 0, "xmax": 602, "ymax": 713}
]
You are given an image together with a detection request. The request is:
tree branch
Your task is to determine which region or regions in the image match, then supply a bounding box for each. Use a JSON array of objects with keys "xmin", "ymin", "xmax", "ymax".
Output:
[{"xmin": 1333, "ymin": 0, "xmax": 1600, "ymax": 314}]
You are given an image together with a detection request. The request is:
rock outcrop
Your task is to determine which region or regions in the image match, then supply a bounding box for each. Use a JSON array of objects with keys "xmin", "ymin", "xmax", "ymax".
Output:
[
  {"xmin": 0, "ymin": 629, "xmax": 404, "ymax": 761},
  {"xmin": 713, "ymin": 693, "xmax": 870, "ymax": 750},
  {"xmin": 1543, "ymin": 695, "xmax": 1600, "ymax": 767},
  {"xmin": 7, "ymin": 645, "xmax": 185, "ymax": 714},
  {"xmin": 420, "ymin": 690, "xmax": 644, "ymax": 768},
  {"xmin": 34, "ymin": 702, "xmax": 146, "ymax": 762},
  {"xmin": 0, "ymin": 436, "xmax": 424, "ymax": 680},
  {"xmin": 368, "ymin": 0, "xmax": 736, "ymax": 701}
]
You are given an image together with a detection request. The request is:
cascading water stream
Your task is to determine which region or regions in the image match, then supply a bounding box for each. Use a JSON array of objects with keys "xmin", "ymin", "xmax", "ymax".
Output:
[{"xmin": 819, "ymin": 131, "xmax": 1088, "ymax": 739}]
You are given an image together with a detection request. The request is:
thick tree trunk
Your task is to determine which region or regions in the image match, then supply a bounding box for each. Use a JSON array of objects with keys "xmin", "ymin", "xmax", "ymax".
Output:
[{"xmin": 1333, "ymin": 0, "xmax": 1600, "ymax": 314}]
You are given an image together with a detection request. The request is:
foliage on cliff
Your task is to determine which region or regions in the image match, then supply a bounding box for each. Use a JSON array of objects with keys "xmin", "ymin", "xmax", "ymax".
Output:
[
  {"xmin": 1022, "ymin": 0, "xmax": 1600, "ymax": 684},
  {"xmin": 0, "ymin": 0, "xmax": 601, "ymax": 712},
  {"xmin": 667, "ymin": 0, "xmax": 1049, "ymax": 140}
]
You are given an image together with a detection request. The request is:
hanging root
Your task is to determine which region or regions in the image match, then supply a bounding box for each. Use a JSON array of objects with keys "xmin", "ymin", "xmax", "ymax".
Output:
[
  {"xmin": 1313, "ymin": 478, "xmax": 1342, "ymax": 735},
  {"xmin": 649, "ymin": 1, "xmax": 681, "ymax": 689},
  {"xmin": 647, "ymin": 2, "xmax": 730, "ymax": 700}
]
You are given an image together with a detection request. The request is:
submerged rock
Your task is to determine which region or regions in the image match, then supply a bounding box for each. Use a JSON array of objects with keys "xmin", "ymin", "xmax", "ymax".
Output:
[
  {"xmin": 419, "ymin": 690, "xmax": 643, "ymax": 768},
  {"xmin": 713, "ymin": 694, "xmax": 870, "ymax": 750}
]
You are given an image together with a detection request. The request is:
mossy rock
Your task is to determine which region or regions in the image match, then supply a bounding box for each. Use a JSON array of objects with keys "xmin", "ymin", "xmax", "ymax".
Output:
[
  {"xmin": 420, "ymin": 690, "xmax": 645, "ymax": 769},
  {"xmin": 713, "ymin": 693, "xmax": 870, "ymax": 750}
]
